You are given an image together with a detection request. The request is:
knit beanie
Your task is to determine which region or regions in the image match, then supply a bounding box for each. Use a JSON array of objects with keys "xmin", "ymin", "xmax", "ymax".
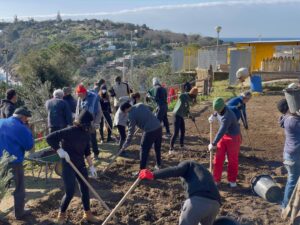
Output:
[
  {"xmin": 213, "ymin": 97, "xmax": 225, "ymax": 112},
  {"xmin": 76, "ymin": 84, "xmax": 87, "ymax": 94},
  {"xmin": 189, "ymin": 87, "xmax": 198, "ymax": 96},
  {"xmin": 241, "ymin": 90, "xmax": 252, "ymax": 99},
  {"xmin": 277, "ymin": 99, "xmax": 289, "ymax": 114}
]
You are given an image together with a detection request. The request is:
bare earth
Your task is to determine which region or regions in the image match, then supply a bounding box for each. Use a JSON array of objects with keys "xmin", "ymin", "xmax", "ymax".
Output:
[{"xmin": 0, "ymin": 93, "xmax": 289, "ymax": 225}]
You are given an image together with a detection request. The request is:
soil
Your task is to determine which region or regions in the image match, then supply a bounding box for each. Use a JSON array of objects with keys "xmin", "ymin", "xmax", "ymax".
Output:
[{"xmin": 0, "ymin": 93, "xmax": 292, "ymax": 225}]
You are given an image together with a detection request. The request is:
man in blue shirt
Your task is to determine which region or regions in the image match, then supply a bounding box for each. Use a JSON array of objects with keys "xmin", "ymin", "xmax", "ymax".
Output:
[
  {"xmin": 0, "ymin": 107, "xmax": 34, "ymax": 220},
  {"xmin": 227, "ymin": 91, "xmax": 252, "ymax": 129}
]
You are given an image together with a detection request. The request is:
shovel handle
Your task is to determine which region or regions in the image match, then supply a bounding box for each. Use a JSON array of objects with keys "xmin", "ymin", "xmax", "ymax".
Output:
[
  {"xmin": 102, "ymin": 178, "xmax": 141, "ymax": 225},
  {"xmin": 102, "ymin": 149, "xmax": 124, "ymax": 174},
  {"xmin": 209, "ymin": 122, "xmax": 213, "ymax": 173},
  {"xmin": 67, "ymin": 160, "xmax": 111, "ymax": 211}
]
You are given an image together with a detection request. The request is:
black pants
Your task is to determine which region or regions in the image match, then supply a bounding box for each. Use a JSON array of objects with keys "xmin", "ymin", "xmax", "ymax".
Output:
[
  {"xmin": 117, "ymin": 125, "xmax": 126, "ymax": 150},
  {"xmin": 156, "ymin": 104, "xmax": 170, "ymax": 134},
  {"xmin": 100, "ymin": 111, "xmax": 112, "ymax": 141},
  {"xmin": 90, "ymin": 131, "xmax": 99, "ymax": 156},
  {"xmin": 140, "ymin": 127, "xmax": 162, "ymax": 169},
  {"xmin": 10, "ymin": 163, "xmax": 25, "ymax": 218},
  {"xmin": 170, "ymin": 115, "xmax": 185, "ymax": 148},
  {"xmin": 60, "ymin": 160, "xmax": 90, "ymax": 212}
]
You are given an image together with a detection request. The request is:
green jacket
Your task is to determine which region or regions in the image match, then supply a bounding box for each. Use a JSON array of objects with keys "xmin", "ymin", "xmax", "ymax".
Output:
[{"xmin": 173, "ymin": 93, "xmax": 192, "ymax": 118}]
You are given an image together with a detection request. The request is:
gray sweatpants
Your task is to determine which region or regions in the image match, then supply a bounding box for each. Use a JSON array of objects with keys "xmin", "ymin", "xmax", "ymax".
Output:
[
  {"xmin": 179, "ymin": 196, "xmax": 220, "ymax": 225},
  {"xmin": 10, "ymin": 163, "xmax": 25, "ymax": 218}
]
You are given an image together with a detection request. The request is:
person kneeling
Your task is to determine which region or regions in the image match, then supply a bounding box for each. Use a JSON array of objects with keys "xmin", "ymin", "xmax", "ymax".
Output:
[
  {"xmin": 139, "ymin": 160, "xmax": 221, "ymax": 225},
  {"xmin": 46, "ymin": 109, "xmax": 99, "ymax": 224}
]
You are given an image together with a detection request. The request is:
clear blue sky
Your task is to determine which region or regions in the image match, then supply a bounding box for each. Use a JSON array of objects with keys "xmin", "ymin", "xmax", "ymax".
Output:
[{"xmin": 0, "ymin": 0, "xmax": 300, "ymax": 38}]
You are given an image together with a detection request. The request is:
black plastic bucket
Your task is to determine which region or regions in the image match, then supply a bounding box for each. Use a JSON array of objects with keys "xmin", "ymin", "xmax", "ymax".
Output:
[
  {"xmin": 251, "ymin": 174, "xmax": 282, "ymax": 203},
  {"xmin": 213, "ymin": 216, "xmax": 240, "ymax": 225}
]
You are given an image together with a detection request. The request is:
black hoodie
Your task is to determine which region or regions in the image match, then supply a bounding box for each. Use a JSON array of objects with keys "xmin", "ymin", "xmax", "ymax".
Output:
[{"xmin": 0, "ymin": 99, "xmax": 16, "ymax": 118}]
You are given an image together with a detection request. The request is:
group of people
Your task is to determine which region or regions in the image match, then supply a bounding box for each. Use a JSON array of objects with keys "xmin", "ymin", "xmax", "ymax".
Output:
[{"xmin": 7, "ymin": 74, "xmax": 298, "ymax": 225}]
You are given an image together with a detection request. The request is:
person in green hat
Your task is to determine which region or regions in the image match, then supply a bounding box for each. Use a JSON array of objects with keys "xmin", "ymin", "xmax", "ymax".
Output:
[{"xmin": 208, "ymin": 97, "xmax": 241, "ymax": 188}]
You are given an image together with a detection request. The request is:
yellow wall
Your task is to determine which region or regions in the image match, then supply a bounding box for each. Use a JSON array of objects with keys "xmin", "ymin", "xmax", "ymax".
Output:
[{"xmin": 237, "ymin": 41, "xmax": 300, "ymax": 71}]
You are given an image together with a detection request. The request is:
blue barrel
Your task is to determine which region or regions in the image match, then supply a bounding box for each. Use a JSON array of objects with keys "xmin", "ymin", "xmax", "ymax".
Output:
[{"xmin": 250, "ymin": 75, "xmax": 263, "ymax": 92}]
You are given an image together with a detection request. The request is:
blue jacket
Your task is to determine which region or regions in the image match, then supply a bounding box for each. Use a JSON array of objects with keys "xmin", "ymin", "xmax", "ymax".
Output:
[
  {"xmin": 80, "ymin": 91, "xmax": 99, "ymax": 116},
  {"xmin": 0, "ymin": 117, "xmax": 34, "ymax": 163},
  {"xmin": 227, "ymin": 96, "xmax": 248, "ymax": 127}
]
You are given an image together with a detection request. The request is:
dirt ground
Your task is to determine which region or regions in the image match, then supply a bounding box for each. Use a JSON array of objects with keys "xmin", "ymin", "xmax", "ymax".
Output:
[{"xmin": 0, "ymin": 92, "xmax": 290, "ymax": 225}]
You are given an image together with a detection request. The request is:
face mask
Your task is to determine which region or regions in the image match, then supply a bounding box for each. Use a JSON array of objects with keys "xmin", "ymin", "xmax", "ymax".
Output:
[{"xmin": 102, "ymin": 90, "xmax": 107, "ymax": 94}]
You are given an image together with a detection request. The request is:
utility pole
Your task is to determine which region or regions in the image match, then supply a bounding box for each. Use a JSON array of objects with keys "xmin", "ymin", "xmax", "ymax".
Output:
[
  {"xmin": 2, "ymin": 31, "xmax": 9, "ymax": 84},
  {"xmin": 215, "ymin": 26, "xmax": 222, "ymax": 71},
  {"xmin": 130, "ymin": 31, "xmax": 133, "ymax": 83}
]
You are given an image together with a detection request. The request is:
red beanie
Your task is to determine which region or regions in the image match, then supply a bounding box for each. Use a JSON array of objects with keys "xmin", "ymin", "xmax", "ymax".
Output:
[{"xmin": 76, "ymin": 84, "xmax": 87, "ymax": 94}]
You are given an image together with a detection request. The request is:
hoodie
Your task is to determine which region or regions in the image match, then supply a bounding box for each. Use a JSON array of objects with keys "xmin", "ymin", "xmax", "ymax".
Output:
[{"xmin": 0, "ymin": 99, "xmax": 16, "ymax": 118}]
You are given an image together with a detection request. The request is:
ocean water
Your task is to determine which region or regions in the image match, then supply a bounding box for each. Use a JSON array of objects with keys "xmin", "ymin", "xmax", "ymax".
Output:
[{"xmin": 222, "ymin": 37, "xmax": 300, "ymax": 43}]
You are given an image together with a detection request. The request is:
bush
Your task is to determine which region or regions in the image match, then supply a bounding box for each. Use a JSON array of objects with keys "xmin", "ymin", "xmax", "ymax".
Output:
[{"xmin": 0, "ymin": 151, "xmax": 15, "ymax": 202}]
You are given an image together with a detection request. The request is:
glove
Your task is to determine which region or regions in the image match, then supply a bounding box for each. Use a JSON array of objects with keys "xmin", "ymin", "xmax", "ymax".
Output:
[
  {"xmin": 57, "ymin": 148, "xmax": 70, "ymax": 162},
  {"xmin": 139, "ymin": 169, "xmax": 154, "ymax": 180},
  {"xmin": 208, "ymin": 114, "xmax": 216, "ymax": 124},
  {"xmin": 208, "ymin": 143, "xmax": 216, "ymax": 152},
  {"xmin": 89, "ymin": 166, "xmax": 98, "ymax": 178}
]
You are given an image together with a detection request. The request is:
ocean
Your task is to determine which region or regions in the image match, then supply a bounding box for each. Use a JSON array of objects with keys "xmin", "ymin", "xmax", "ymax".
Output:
[{"xmin": 221, "ymin": 37, "xmax": 300, "ymax": 43}]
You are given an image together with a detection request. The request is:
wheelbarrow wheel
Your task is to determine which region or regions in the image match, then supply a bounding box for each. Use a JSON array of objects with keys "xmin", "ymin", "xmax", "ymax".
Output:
[{"xmin": 54, "ymin": 161, "xmax": 63, "ymax": 177}]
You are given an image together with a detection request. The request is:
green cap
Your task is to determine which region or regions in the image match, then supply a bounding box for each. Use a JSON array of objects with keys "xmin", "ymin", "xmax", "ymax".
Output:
[{"xmin": 213, "ymin": 97, "xmax": 225, "ymax": 112}]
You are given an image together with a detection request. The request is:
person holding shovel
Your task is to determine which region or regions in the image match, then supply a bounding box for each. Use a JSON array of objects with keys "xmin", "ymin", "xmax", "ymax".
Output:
[
  {"xmin": 121, "ymin": 102, "xmax": 162, "ymax": 170},
  {"xmin": 277, "ymin": 98, "xmax": 300, "ymax": 209},
  {"xmin": 138, "ymin": 160, "xmax": 221, "ymax": 225},
  {"xmin": 208, "ymin": 98, "xmax": 241, "ymax": 188},
  {"xmin": 99, "ymin": 88, "xmax": 113, "ymax": 143},
  {"xmin": 227, "ymin": 91, "xmax": 252, "ymax": 129},
  {"xmin": 46, "ymin": 109, "xmax": 99, "ymax": 224},
  {"xmin": 169, "ymin": 87, "xmax": 198, "ymax": 154}
]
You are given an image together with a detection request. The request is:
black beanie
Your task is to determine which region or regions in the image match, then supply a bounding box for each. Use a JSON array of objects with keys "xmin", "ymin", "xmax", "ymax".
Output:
[
  {"xmin": 277, "ymin": 99, "xmax": 289, "ymax": 114},
  {"xmin": 120, "ymin": 101, "xmax": 132, "ymax": 112},
  {"xmin": 78, "ymin": 109, "xmax": 93, "ymax": 126}
]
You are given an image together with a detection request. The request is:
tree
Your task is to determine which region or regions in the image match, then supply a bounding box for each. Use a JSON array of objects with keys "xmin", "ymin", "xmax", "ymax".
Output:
[
  {"xmin": 17, "ymin": 42, "xmax": 82, "ymax": 89},
  {"xmin": 56, "ymin": 11, "xmax": 62, "ymax": 22},
  {"xmin": 0, "ymin": 151, "xmax": 14, "ymax": 203}
]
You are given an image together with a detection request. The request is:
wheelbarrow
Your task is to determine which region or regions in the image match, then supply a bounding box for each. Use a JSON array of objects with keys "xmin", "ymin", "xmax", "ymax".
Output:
[{"xmin": 25, "ymin": 147, "xmax": 62, "ymax": 182}]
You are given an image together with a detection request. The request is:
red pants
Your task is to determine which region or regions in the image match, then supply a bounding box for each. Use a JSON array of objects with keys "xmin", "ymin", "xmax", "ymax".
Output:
[{"xmin": 213, "ymin": 134, "xmax": 241, "ymax": 183}]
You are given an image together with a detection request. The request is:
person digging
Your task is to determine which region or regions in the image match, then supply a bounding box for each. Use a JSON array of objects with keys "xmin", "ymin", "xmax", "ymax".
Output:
[
  {"xmin": 208, "ymin": 98, "xmax": 241, "ymax": 188},
  {"xmin": 46, "ymin": 109, "xmax": 99, "ymax": 224},
  {"xmin": 227, "ymin": 91, "xmax": 252, "ymax": 130},
  {"xmin": 138, "ymin": 160, "xmax": 221, "ymax": 225},
  {"xmin": 169, "ymin": 87, "xmax": 198, "ymax": 154},
  {"xmin": 121, "ymin": 102, "xmax": 162, "ymax": 171}
]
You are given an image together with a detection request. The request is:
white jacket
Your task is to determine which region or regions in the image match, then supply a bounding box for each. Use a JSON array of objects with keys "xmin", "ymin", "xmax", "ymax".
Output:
[
  {"xmin": 113, "ymin": 107, "xmax": 128, "ymax": 127},
  {"xmin": 112, "ymin": 82, "xmax": 130, "ymax": 107}
]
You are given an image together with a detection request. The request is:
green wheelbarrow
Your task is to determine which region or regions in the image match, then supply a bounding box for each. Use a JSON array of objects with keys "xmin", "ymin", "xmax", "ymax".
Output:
[{"xmin": 26, "ymin": 147, "xmax": 62, "ymax": 182}]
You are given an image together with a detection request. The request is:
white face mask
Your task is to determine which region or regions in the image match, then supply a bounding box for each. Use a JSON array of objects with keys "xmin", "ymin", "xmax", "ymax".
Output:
[{"xmin": 101, "ymin": 90, "xmax": 107, "ymax": 94}]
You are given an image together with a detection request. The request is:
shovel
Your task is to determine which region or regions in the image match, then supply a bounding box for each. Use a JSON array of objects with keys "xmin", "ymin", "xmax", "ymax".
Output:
[
  {"xmin": 191, "ymin": 119, "xmax": 204, "ymax": 145},
  {"xmin": 101, "ymin": 178, "xmax": 141, "ymax": 225},
  {"xmin": 209, "ymin": 122, "xmax": 213, "ymax": 173},
  {"xmin": 101, "ymin": 148, "xmax": 125, "ymax": 174},
  {"xmin": 66, "ymin": 159, "xmax": 111, "ymax": 211}
]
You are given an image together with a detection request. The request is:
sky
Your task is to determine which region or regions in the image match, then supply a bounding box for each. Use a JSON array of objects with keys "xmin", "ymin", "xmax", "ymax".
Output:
[{"xmin": 0, "ymin": 0, "xmax": 300, "ymax": 38}]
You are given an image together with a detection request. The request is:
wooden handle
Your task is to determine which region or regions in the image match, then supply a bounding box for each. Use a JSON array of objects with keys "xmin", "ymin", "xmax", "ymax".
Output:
[
  {"xmin": 102, "ymin": 149, "xmax": 124, "ymax": 174},
  {"xmin": 67, "ymin": 160, "xmax": 111, "ymax": 211},
  {"xmin": 240, "ymin": 110, "xmax": 254, "ymax": 151},
  {"xmin": 282, "ymin": 178, "xmax": 300, "ymax": 219},
  {"xmin": 209, "ymin": 122, "xmax": 213, "ymax": 173},
  {"xmin": 102, "ymin": 178, "xmax": 141, "ymax": 225}
]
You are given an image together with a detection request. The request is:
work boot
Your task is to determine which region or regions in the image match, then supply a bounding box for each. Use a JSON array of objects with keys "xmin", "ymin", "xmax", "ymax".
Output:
[
  {"xmin": 56, "ymin": 212, "xmax": 67, "ymax": 225},
  {"xmin": 83, "ymin": 210, "xmax": 100, "ymax": 223}
]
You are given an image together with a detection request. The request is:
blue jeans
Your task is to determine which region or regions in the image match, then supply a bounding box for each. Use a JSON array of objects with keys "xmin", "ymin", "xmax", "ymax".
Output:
[{"xmin": 282, "ymin": 154, "xmax": 300, "ymax": 208}]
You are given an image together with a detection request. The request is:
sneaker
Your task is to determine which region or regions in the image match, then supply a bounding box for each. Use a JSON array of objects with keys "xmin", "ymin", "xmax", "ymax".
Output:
[
  {"xmin": 100, "ymin": 140, "xmax": 103, "ymax": 144},
  {"xmin": 229, "ymin": 182, "xmax": 237, "ymax": 188},
  {"xmin": 165, "ymin": 133, "xmax": 172, "ymax": 138},
  {"xmin": 154, "ymin": 165, "xmax": 161, "ymax": 171}
]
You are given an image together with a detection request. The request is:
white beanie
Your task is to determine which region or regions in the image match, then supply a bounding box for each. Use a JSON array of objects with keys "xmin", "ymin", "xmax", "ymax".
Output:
[
  {"xmin": 152, "ymin": 77, "xmax": 160, "ymax": 86},
  {"xmin": 53, "ymin": 89, "xmax": 64, "ymax": 99}
]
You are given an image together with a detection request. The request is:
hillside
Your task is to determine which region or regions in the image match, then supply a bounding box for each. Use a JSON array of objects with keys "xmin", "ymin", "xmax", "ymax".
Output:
[{"xmin": 0, "ymin": 18, "xmax": 218, "ymax": 78}]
